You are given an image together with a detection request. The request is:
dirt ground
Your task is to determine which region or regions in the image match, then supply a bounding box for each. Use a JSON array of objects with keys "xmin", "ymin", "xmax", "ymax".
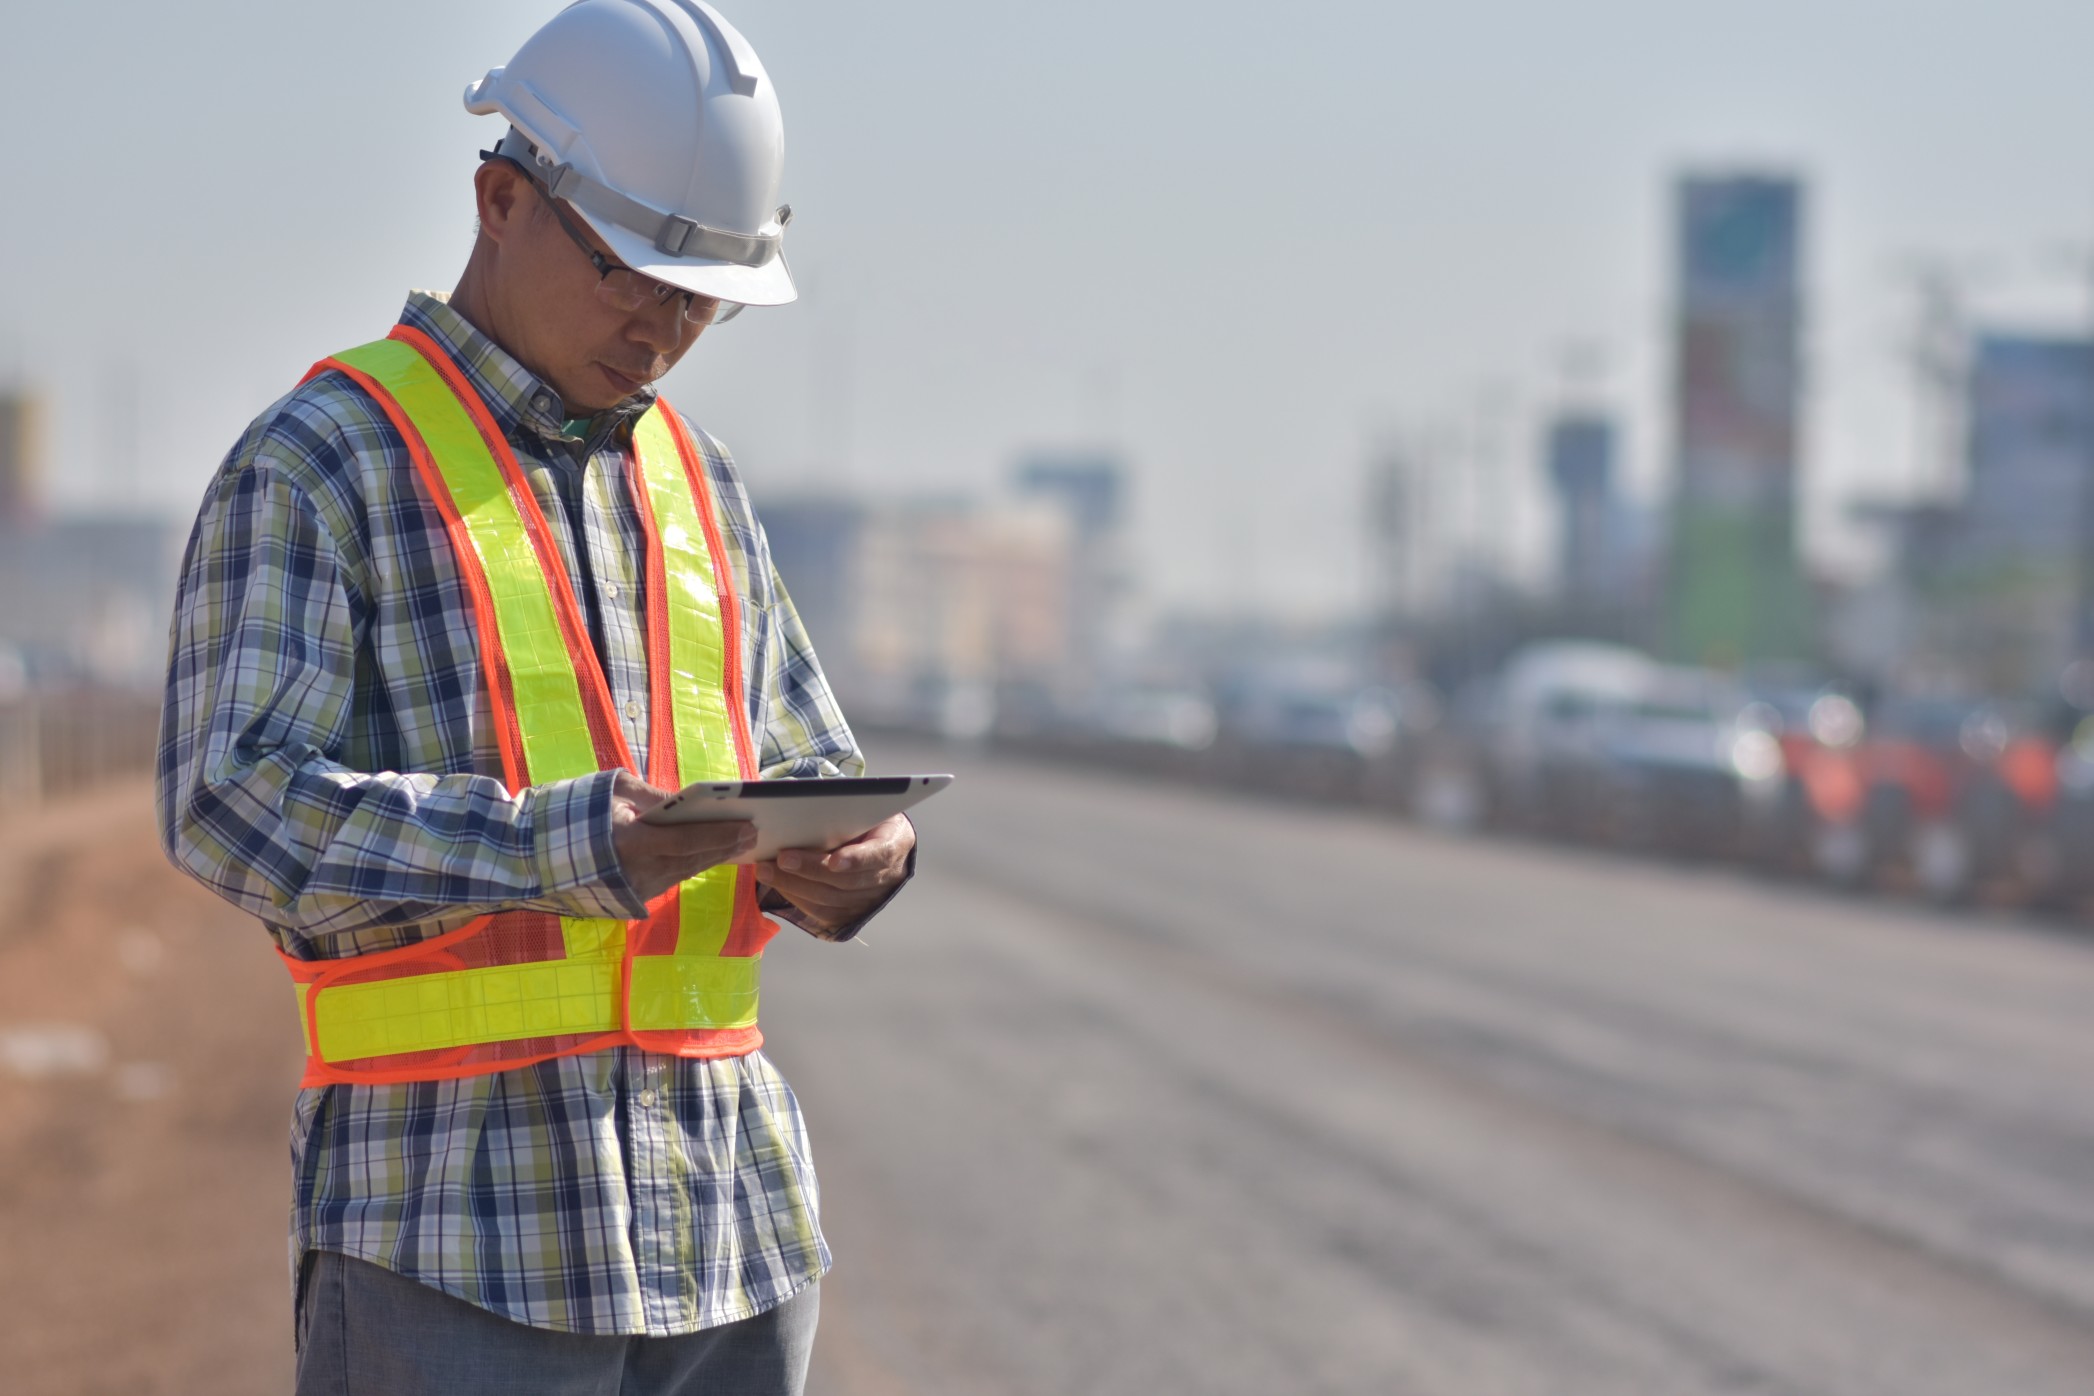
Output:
[{"xmin": 0, "ymin": 780, "xmax": 298, "ymax": 1395}]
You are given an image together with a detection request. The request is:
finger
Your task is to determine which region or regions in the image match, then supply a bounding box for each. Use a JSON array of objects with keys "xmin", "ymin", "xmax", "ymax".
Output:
[
  {"xmin": 769, "ymin": 850, "xmax": 892, "ymax": 890},
  {"xmin": 774, "ymin": 828, "xmax": 903, "ymax": 877},
  {"xmin": 824, "ymin": 814, "xmax": 912, "ymax": 859},
  {"xmin": 758, "ymin": 866, "xmax": 888, "ymax": 913},
  {"xmin": 758, "ymin": 874, "xmax": 871, "ymax": 908},
  {"xmin": 809, "ymin": 842, "xmax": 885, "ymax": 874},
  {"xmin": 610, "ymin": 771, "xmax": 674, "ymax": 816}
]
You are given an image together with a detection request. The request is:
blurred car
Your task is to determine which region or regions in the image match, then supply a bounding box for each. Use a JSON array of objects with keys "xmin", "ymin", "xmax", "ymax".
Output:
[
  {"xmin": 1357, "ymin": 680, "xmax": 1443, "ymax": 813},
  {"xmin": 1210, "ymin": 678, "xmax": 1407, "ymax": 803},
  {"xmin": 1739, "ymin": 685, "xmax": 1872, "ymax": 885},
  {"xmin": 1466, "ymin": 641, "xmax": 1659, "ymax": 840},
  {"xmin": 1842, "ymin": 695, "xmax": 1997, "ymax": 902},
  {"xmin": 1406, "ymin": 675, "xmax": 1500, "ymax": 833},
  {"xmin": 2031, "ymin": 717, "xmax": 2094, "ymax": 911},
  {"xmin": 988, "ymin": 680, "xmax": 1219, "ymax": 781},
  {"xmin": 1085, "ymin": 684, "xmax": 1221, "ymax": 780},
  {"xmin": 1588, "ymin": 667, "xmax": 1780, "ymax": 858},
  {"xmin": 1944, "ymin": 701, "xmax": 2063, "ymax": 905}
]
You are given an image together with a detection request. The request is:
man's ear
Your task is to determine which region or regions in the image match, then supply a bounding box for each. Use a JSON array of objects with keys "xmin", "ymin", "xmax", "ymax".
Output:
[{"xmin": 474, "ymin": 161, "xmax": 531, "ymax": 245}]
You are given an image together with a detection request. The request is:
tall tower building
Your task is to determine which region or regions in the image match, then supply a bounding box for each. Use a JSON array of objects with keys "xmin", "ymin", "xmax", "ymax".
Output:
[
  {"xmin": 1667, "ymin": 172, "xmax": 1808, "ymax": 665},
  {"xmin": 1946, "ymin": 333, "xmax": 2094, "ymax": 688}
]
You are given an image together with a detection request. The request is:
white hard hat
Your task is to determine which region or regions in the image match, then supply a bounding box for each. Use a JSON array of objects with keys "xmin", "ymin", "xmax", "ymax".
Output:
[{"xmin": 464, "ymin": 0, "xmax": 795, "ymax": 308}]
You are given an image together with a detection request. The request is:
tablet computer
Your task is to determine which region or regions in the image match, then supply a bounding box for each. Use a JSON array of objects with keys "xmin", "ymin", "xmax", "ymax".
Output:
[{"xmin": 638, "ymin": 774, "xmax": 953, "ymax": 862}]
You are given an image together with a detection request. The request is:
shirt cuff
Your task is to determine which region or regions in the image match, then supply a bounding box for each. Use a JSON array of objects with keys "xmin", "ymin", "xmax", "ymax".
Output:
[{"xmin": 522, "ymin": 769, "xmax": 651, "ymax": 920}]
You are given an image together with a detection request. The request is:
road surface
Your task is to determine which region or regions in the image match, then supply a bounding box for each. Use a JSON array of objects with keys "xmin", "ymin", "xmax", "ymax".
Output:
[
  {"xmin": 5, "ymin": 746, "xmax": 2094, "ymax": 1394},
  {"xmin": 783, "ymin": 738, "xmax": 2094, "ymax": 1396}
]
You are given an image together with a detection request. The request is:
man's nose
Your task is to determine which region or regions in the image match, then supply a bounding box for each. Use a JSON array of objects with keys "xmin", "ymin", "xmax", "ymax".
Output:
[{"xmin": 628, "ymin": 303, "xmax": 693, "ymax": 355}]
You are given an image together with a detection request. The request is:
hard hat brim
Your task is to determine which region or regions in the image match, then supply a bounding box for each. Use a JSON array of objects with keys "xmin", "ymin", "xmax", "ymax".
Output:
[{"xmin": 577, "ymin": 206, "xmax": 798, "ymax": 309}]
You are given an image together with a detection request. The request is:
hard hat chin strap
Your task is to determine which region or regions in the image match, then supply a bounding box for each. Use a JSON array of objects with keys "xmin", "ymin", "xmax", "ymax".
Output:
[{"xmin": 492, "ymin": 128, "xmax": 788, "ymax": 268}]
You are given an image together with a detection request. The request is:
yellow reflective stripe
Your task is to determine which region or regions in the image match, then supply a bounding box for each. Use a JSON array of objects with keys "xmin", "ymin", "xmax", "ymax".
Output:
[
  {"xmin": 306, "ymin": 961, "xmax": 618, "ymax": 1062},
  {"xmin": 674, "ymin": 866, "xmax": 740, "ymax": 958},
  {"xmin": 332, "ymin": 340, "xmax": 600, "ymax": 786},
  {"xmin": 631, "ymin": 408, "xmax": 736, "ymax": 782},
  {"xmin": 301, "ymin": 955, "xmax": 761, "ymax": 1062},
  {"xmin": 633, "ymin": 407, "xmax": 742, "ymax": 958},
  {"xmin": 629, "ymin": 955, "xmax": 761, "ymax": 1032},
  {"xmin": 559, "ymin": 916, "xmax": 627, "ymax": 964}
]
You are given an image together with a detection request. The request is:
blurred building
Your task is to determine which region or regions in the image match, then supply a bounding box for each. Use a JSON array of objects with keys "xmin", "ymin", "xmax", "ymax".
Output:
[
  {"xmin": 1013, "ymin": 450, "xmax": 1130, "ymax": 707},
  {"xmin": 752, "ymin": 486, "xmax": 1082, "ymax": 736},
  {"xmin": 757, "ymin": 497, "xmax": 865, "ymax": 685},
  {"xmin": 851, "ymin": 499, "xmax": 1075, "ymax": 736},
  {"xmin": 1937, "ymin": 334, "xmax": 2094, "ymax": 691},
  {"xmin": 0, "ymin": 387, "xmax": 179, "ymax": 687},
  {"xmin": 1014, "ymin": 452, "xmax": 1122, "ymax": 541},
  {"xmin": 1666, "ymin": 172, "xmax": 1810, "ymax": 666},
  {"xmin": 1544, "ymin": 413, "xmax": 1634, "ymax": 615},
  {"xmin": 1833, "ymin": 498, "xmax": 1963, "ymax": 683}
]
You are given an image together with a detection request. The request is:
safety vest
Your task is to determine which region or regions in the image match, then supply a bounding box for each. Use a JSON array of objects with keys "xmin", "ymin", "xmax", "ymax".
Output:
[{"xmin": 278, "ymin": 325, "xmax": 773, "ymax": 1087}]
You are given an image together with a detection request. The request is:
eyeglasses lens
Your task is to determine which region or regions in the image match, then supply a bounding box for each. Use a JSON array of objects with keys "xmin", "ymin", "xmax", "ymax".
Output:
[{"xmin": 593, "ymin": 269, "xmax": 724, "ymax": 325}]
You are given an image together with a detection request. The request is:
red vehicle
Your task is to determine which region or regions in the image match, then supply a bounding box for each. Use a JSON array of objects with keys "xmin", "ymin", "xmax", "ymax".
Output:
[
  {"xmin": 1843, "ymin": 696, "xmax": 2057, "ymax": 902},
  {"xmin": 1746, "ymin": 690, "xmax": 1870, "ymax": 883}
]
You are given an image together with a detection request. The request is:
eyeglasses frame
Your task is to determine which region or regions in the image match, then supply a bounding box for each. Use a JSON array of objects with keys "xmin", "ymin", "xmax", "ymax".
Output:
[{"xmin": 503, "ymin": 159, "xmax": 739, "ymax": 326}]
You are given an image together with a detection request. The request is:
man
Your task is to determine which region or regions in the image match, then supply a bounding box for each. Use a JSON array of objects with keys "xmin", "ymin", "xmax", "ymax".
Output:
[{"xmin": 156, "ymin": 3, "xmax": 912, "ymax": 1391}]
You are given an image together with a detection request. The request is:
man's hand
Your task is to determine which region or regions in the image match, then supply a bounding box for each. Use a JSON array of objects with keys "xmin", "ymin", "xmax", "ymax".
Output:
[
  {"xmin": 610, "ymin": 771, "xmax": 756, "ymax": 904},
  {"xmin": 756, "ymin": 813, "xmax": 916, "ymax": 940}
]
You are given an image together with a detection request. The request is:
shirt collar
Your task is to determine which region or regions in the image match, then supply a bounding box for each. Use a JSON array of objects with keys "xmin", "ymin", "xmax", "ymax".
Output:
[{"xmin": 397, "ymin": 290, "xmax": 657, "ymax": 445}]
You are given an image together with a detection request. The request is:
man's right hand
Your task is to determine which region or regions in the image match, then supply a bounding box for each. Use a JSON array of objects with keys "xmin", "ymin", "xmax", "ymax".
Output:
[{"xmin": 609, "ymin": 771, "xmax": 756, "ymax": 903}]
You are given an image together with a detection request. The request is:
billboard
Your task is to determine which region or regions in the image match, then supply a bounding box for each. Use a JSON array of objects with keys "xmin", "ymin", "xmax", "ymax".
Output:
[
  {"xmin": 1675, "ymin": 175, "xmax": 1799, "ymax": 511},
  {"xmin": 1667, "ymin": 174, "xmax": 1807, "ymax": 664}
]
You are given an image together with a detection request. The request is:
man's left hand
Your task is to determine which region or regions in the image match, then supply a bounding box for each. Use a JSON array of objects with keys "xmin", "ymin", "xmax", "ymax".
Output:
[{"xmin": 755, "ymin": 814, "xmax": 916, "ymax": 940}]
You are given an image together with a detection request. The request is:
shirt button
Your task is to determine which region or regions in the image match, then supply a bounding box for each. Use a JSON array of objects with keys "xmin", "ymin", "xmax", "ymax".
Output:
[
  {"xmin": 637, "ymin": 1089, "xmax": 658, "ymax": 1108},
  {"xmin": 532, "ymin": 393, "xmax": 553, "ymax": 413},
  {"xmin": 605, "ymin": 583, "xmax": 620, "ymax": 600},
  {"xmin": 625, "ymin": 700, "xmax": 641, "ymax": 719}
]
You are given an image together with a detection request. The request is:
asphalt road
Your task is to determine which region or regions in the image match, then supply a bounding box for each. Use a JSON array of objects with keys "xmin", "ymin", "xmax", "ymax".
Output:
[
  {"xmin": 10, "ymin": 753, "xmax": 2094, "ymax": 1394},
  {"xmin": 770, "ymin": 739, "xmax": 2094, "ymax": 1396}
]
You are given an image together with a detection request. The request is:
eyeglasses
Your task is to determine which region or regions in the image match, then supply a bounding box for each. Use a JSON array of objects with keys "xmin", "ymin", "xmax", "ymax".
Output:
[{"xmin": 530, "ymin": 178, "xmax": 739, "ymax": 326}]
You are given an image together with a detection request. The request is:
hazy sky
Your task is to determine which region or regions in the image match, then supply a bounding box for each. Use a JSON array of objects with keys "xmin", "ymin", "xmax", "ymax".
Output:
[{"xmin": 6, "ymin": 0, "xmax": 2094, "ymax": 618}]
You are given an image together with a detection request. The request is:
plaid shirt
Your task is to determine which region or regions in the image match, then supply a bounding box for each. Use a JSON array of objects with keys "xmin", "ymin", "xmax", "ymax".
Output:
[{"xmin": 157, "ymin": 291, "xmax": 883, "ymax": 1335}]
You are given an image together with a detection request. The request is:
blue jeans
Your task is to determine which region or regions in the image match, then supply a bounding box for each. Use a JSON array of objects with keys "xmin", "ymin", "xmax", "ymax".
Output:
[{"xmin": 293, "ymin": 1251, "xmax": 819, "ymax": 1396}]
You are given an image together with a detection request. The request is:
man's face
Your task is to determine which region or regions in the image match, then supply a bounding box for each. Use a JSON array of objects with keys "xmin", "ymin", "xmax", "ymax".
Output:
[{"xmin": 471, "ymin": 161, "xmax": 713, "ymax": 413}]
